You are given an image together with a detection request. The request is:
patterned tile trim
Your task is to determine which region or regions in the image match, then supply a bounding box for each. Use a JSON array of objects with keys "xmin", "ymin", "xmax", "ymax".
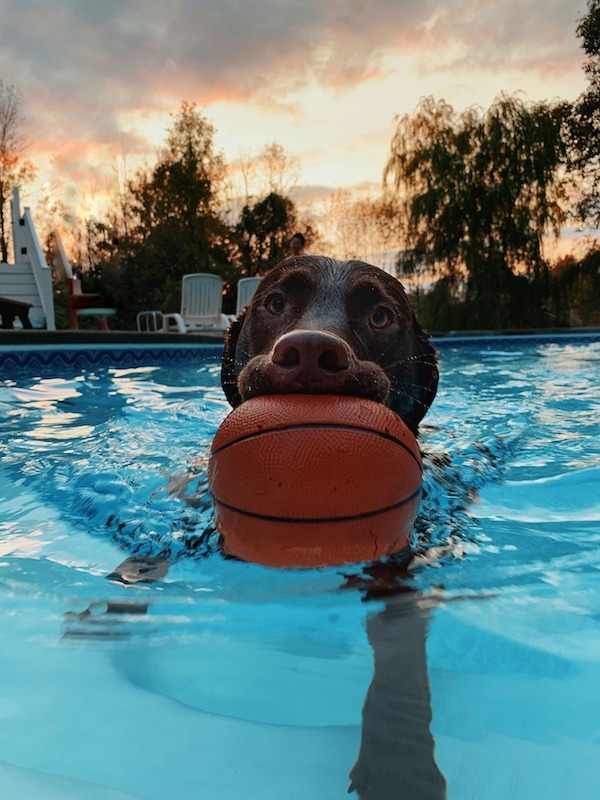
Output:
[
  {"xmin": 1, "ymin": 333, "xmax": 598, "ymax": 377},
  {"xmin": 0, "ymin": 344, "xmax": 223, "ymax": 376}
]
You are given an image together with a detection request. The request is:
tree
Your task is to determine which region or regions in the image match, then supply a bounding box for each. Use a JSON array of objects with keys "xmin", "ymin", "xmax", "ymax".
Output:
[
  {"xmin": 578, "ymin": 0, "xmax": 600, "ymax": 88},
  {"xmin": 569, "ymin": 0, "xmax": 600, "ymax": 227},
  {"xmin": 0, "ymin": 81, "xmax": 36, "ymax": 262},
  {"xmin": 96, "ymin": 103, "xmax": 230, "ymax": 317},
  {"xmin": 234, "ymin": 192, "xmax": 297, "ymax": 275},
  {"xmin": 226, "ymin": 141, "xmax": 301, "ymax": 207},
  {"xmin": 543, "ymin": 250, "xmax": 600, "ymax": 326},
  {"xmin": 132, "ymin": 101, "xmax": 226, "ymax": 268},
  {"xmin": 384, "ymin": 94, "xmax": 569, "ymax": 328},
  {"xmin": 322, "ymin": 190, "xmax": 404, "ymax": 266},
  {"xmin": 256, "ymin": 142, "xmax": 301, "ymax": 196}
]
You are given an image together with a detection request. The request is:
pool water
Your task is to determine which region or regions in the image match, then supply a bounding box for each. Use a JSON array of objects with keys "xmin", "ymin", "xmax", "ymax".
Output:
[{"xmin": 0, "ymin": 336, "xmax": 599, "ymax": 799}]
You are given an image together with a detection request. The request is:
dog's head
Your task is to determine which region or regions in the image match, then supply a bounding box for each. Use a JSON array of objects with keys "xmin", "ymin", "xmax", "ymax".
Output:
[{"xmin": 221, "ymin": 256, "xmax": 438, "ymax": 433}]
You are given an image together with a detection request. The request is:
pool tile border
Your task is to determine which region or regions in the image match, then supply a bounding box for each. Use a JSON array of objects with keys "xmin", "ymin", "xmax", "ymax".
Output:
[
  {"xmin": 0, "ymin": 333, "xmax": 598, "ymax": 376},
  {"xmin": 0, "ymin": 343, "xmax": 224, "ymax": 376}
]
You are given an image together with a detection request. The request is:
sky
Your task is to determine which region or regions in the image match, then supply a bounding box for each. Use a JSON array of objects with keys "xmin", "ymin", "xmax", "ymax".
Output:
[{"xmin": 0, "ymin": 0, "xmax": 592, "ymax": 230}]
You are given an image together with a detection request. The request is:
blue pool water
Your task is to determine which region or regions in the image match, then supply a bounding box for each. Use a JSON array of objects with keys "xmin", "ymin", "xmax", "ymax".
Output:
[{"xmin": 0, "ymin": 335, "xmax": 599, "ymax": 799}]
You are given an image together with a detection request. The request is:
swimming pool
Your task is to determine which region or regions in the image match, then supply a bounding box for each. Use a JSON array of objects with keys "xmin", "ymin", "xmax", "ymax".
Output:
[{"xmin": 0, "ymin": 334, "xmax": 599, "ymax": 799}]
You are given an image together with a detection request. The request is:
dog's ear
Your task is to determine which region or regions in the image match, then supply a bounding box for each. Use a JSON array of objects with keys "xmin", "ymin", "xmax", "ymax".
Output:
[
  {"xmin": 403, "ymin": 316, "xmax": 439, "ymax": 434},
  {"xmin": 221, "ymin": 310, "xmax": 246, "ymax": 407},
  {"xmin": 376, "ymin": 271, "xmax": 438, "ymax": 433}
]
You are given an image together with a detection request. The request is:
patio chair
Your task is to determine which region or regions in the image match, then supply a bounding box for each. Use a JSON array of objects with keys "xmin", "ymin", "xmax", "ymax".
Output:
[
  {"xmin": 162, "ymin": 273, "xmax": 230, "ymax": 333},
  {"xmin": 235, "ymin": 276, "xmax": 261, "ymax": 317},
  {"xmin": 52, "ymin": 231, "xmax": 116, "ymax": 330}
]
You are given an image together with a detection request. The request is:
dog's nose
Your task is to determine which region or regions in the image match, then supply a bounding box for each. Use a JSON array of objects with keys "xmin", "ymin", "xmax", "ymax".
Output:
[{"xmin": 271, "ymin": 331, "xmax": 350, "ymax": 386}]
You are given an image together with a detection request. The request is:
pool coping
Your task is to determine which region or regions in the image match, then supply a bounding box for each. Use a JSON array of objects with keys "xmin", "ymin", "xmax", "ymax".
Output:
[
  {"xmin": 1, "ymin": 326, "xmax": 599, "ymax": 347},
  {"xmin": 0, "ymin": 328, "xmax": 599, "ymax": 376}
]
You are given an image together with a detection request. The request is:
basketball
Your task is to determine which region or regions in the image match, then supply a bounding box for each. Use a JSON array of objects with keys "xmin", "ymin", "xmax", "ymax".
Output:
[{"xmin": 208, "ymin": 394, "xmax": 423, "ymax": 568}]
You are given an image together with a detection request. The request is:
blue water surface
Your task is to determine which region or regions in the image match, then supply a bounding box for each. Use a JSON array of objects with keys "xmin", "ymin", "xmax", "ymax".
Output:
[{"xmin": 0, "ymin": 336, "xmax": 599, "ymax": 799}]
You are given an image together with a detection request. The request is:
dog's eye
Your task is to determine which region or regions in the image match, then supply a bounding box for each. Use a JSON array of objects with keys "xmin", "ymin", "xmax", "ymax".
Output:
[
  {"xmin": 369, "ymin": 306, "xmax": 394, "ymax": 329},
  {"xmin": 265, "ymin": 293, "xmax": 286, "ymax": 315}
]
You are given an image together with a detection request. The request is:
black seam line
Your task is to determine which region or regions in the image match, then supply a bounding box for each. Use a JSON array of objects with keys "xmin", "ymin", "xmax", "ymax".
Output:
[
  {"xmin": 211, "ymin": 422, "xmax": 422, "ymax": 466},
  {"xmin": 211, "ymin": 485, "xmax": 422, "ymax": 524}
]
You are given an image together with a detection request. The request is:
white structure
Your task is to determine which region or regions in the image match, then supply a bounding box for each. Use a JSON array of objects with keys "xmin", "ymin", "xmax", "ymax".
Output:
[
  {"xmin": 0, "ymin": 188, "xmax": 55, "ymax": 330},
  {"xmin": 162, "ymin": 273, "xmax": 230, "ymax": 333},
  {"xmin": 235, "ymin": 276, "xmax": 261, "ymax": 316}
]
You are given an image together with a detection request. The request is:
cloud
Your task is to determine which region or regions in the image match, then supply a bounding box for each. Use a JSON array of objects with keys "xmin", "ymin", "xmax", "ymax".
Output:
[
  {"xmin": 0, "ymin": 0, "xmax": 589, "ymax": 205},
  {"xmin": 2, "ymin": 1, "xmax": 586, "ymax": 112},
  {"xmin": 425, "ymin": 0, "xmax": 588, "ymax": 77}
]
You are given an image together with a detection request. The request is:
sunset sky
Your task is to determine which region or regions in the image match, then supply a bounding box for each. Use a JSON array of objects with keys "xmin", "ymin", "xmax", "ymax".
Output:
[{"xmin": 0, "ymin": 0, "xmax": 591, "ymax": 227}]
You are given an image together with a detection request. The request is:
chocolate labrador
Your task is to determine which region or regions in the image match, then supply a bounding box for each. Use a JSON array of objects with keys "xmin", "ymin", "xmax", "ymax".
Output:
[
  {"xmin": 221, "ymin": 255, "xmax": 438, "ymax": 433},
  {"xmin": 104, "ymin": 256, "xmax": 438, "ymax": 587},
  {"xmin": 219, "ymin": 256, "xmax": 446, "ymax": 798}
]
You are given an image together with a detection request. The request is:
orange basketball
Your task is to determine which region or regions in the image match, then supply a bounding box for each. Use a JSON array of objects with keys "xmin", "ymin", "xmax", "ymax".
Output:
[{"xmin": 208, "ymin": 395, "xmax": 423, "ymax": 568}]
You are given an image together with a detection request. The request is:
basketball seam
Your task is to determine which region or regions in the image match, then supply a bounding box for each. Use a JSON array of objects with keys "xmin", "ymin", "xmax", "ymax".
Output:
[
  {"xmin": 211, "ymin": 485, "xmax": 422, "ymax": 524},
  {"xmin": 211, "ymin": 422, "xmax": 421, "ymax": 467}
]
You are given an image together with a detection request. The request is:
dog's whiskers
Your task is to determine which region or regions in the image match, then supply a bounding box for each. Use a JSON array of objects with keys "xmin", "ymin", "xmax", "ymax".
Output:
[
  {"xmin": 381, "ymin": 353, "xmax": 438, "ymax": 371},
  {"xmin": 391, "ymin": 386, "xmax": 437, "ymax": 413}
]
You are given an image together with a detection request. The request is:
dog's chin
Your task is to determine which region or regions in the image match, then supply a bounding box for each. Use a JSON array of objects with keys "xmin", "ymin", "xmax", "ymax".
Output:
[{"xmin": 237, "ymin": 358, "xmax": 391, "ymax": 405}]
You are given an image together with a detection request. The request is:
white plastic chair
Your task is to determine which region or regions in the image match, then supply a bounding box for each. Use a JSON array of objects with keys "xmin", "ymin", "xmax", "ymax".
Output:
[
  {"xmin": 235, "ymin": 276, "xmax": 261, "ymax": 317},
  {"xmin": 162, "ymin": 273, "xmax": 230, "ymax": 333}
]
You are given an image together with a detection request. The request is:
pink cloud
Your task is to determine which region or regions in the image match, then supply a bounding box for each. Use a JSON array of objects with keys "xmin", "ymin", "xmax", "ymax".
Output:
[{"xmin": 0, "ymin": 0, "xmax": 588, "ymax": 203}]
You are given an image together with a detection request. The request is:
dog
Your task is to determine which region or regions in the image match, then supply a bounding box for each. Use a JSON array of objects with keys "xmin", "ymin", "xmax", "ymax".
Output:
[
  {"xmin": 220, "ymin": 257, "xmax": 445, "ymax": 797},
  {"xmin": 221, "ymin": 255, "xmax": 438, "ymax": 434},
  {"xmin": 102, "ymin": 255, "xmax": 439, "ymax": 584}
]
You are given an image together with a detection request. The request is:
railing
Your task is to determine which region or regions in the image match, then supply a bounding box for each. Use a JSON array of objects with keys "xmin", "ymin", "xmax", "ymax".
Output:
[
  {"xmin": 0, "ymin": 188, "xmax": 56, "ymax": 330},
  {"xmin": 23, "ymin": 205, "xmax": 55, "ymax": 330}
]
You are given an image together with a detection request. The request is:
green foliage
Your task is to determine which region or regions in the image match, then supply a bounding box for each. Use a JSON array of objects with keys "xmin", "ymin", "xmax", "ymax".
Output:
[
  {"xmin": 407, "ymin": 247, "xmax": 600, "ymax": 332},
  {"xmin": 569, "ymin": 0, "xmax": 600, "ymax": 227},
  {"xmin": 85, "ymin": 105, "xmax": 305, "ymax": 323},
  {"xmin": 546, "ymin": 249, "xmax": 600, "ymax": 326},
  {"xmin": 578, "ymin": 0, "xmax": 600, "ymax": 78},
  {"xmin": 93, "ymin": 103, "xmax": 232, "ymax": 324},
  {"xmin": 234, "ymin": 192, "xmax": 297, "ymax": 275},
  {"xmin": 385, "ymin": 94, "xmax": 569, "ymax": 329}
]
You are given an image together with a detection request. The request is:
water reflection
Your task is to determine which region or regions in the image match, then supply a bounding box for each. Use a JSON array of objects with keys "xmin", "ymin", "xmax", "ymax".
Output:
[
  {"xmin": 347, "ymin": 570, "xmax": 446, "ymax": 799},
  {"xmin": 65, "ymin": 554, "xmax": 447, "ymax": 800}
]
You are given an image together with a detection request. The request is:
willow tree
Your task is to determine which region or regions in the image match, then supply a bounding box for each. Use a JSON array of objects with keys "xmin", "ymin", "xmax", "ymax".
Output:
[
  {"xmin": 384, "ymin": 94, "xmax": 569, "ymax": 327},
  {"xmin": 570, "ymin": 0, "xmax": 600, "ymax": 227}
]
